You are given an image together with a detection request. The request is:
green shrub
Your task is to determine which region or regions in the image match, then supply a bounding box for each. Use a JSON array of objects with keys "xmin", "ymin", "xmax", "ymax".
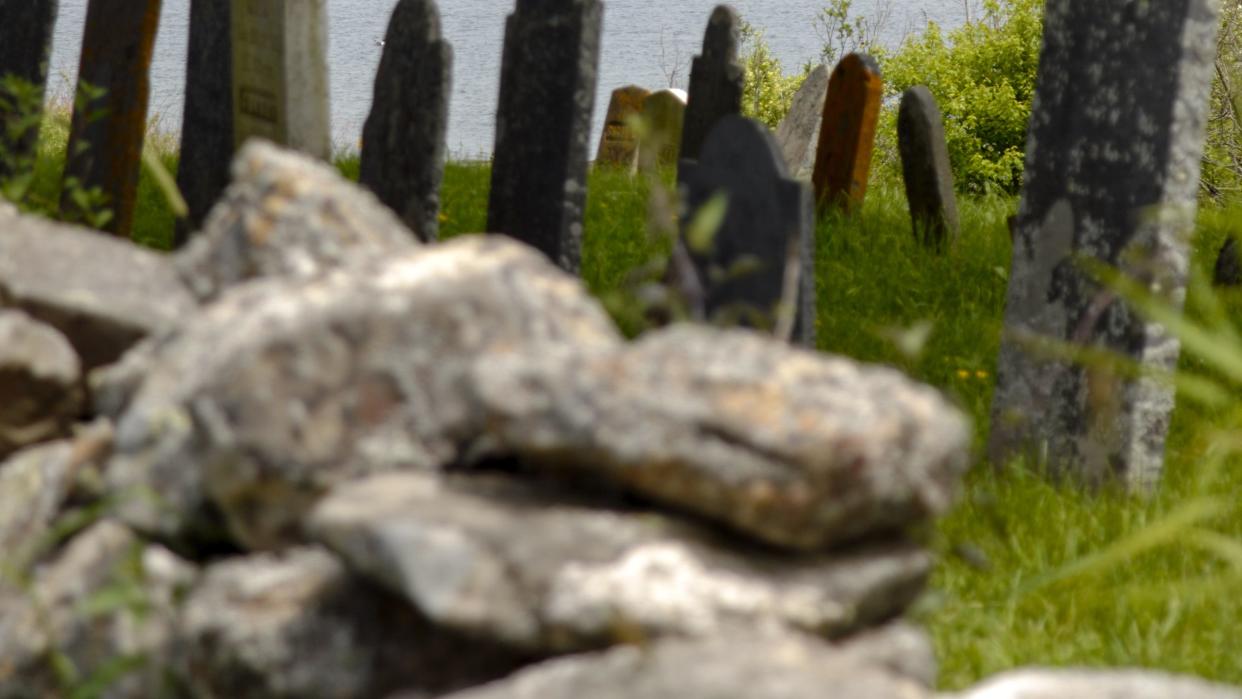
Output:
[
  {"xmin": 877, "ymin": 0, "xmax": 1043, "ymax": 195},
  {"xmin": 739, "ymin": 21, "xmax": 806, "ymax": 129}
]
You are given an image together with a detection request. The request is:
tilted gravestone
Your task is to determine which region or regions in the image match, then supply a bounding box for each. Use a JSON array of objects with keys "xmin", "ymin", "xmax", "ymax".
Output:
[
  {"xmin": 359, "ymin": 0, "xmax": 452, "ymax": 242},
  {"xmin": 176, "ymin": 0, "xmax": 233, "ymax": 247},
  {"xmin": 811, "ymin": 53, "xmax": 882, "ymax": 215},
  {"xmin": 679, "ymin": 115, "xmax": 816, "ymax": 347},
  {"xmin": 230, "ymin": 0, "xmax": 330, "ymax": 160},
  {"xmin": 988, "ymin": 0, "xmax": 1221, "ymax": 490},
  {"xmin": 595, "ymin": 85, "xmax": 651, "ymax": 172},
  {"xmin": 0, "ymin": 0, "xmax": 58, "ymax": 184},
  {"xmin": 60, "ymin": 0, "xmax": 161, "ymax": 238},
  {"xmin": 774, "ymin": 64, "xmax": 829, "ymax": 180},
  {"xmin": 678, "ymin": 5, "xmax": 743, "ymax": 163},
  {"xmin": 488, "ymin": 0, "xmax": 602, "ymax": 273},
  {"xmin": 898, "ymin": 85, "xmax": 959, "ymax": 250},
  {"xmin": 640, "ymin": 88, "xmax": 686, "ymax": 172}
]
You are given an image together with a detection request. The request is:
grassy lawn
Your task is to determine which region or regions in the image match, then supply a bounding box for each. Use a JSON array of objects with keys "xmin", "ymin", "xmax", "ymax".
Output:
[{"xmin": 9, "ymin": 128, "xmax": 1242, "ymax": 689}]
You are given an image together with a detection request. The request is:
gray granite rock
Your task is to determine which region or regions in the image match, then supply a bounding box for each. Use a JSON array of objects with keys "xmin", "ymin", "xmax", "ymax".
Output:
[
  {"xmin": 0, "ymin": 211, "xmax": 196, "ymax": 370},
  {"xmin": 0, "ymin": 310, "xmax": 82, "ymax": 457},
  {"xmin": 0, "ymin": 519, "xmax": 196, "ymax": 699},
  {"xmin": 176, "ymin": 141, "xmax": 418, "ymax": 303},
  {"xmin": 174, "ymin": 547, "xmax": 528, "ymax": 699},
  {"xmin": 308, "ymin": 472, "xmax": 931, "ymax": 653},
  {"xmin": 988, "ymin": 0, "xmax": 1221, "ymax": 490},
  {"xmin": 435, "ymin": 632, "xmax": 933, "ymax": 699},
  {"xmin": 470, "ymin": 324, "xmax": 971, "ymax": 551},
  {"xmin": 775, "ymin": 64, "xmax": 829, "ymax": 180},
  {"xmin": 109, "ymin": 236, "xmax": 621, "ymax": 549},
  {"xmin": 944, "ymin": 668, "xmax": 1242, "ymax": 699}
]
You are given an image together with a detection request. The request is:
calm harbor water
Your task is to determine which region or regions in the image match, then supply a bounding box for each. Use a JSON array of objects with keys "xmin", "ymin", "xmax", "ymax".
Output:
[{"xmin": 48, "ymin": 0, "xmax": 971, "ymax": 158}]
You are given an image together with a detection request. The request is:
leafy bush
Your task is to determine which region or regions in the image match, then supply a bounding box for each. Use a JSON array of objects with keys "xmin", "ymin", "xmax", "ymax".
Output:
[
  {"xmin": 1204, "ymin": 2, "xmax": 1242, "ymax": 199},
  {"xmin": 739, "ymin": 21, "xmax": 805, "ymax": 129},
  {"xmin": 878, "ymin": 0, "xmax": 1043, "ymax": 195}
]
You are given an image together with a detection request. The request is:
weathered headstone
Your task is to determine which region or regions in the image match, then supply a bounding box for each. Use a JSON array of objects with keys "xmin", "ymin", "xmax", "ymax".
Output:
[
  {"xmin": 679, "ymin": 115, "xmax": 816, "ymax": 346},
  {"xmin": 898, "ymin": 86, "xmax": 959, "ymax": 250},
  {"xmin": 359, "ymin": 0, "xmax": 452, "ymax": 242},
  {"xmin": 678, "ymin": 5, "xmax": 744, "ymax": 163},
  {"xmin": 595, "ymin": 85, "xmax": 651, "ymax": 172},
  {"xmin": 230, "ymin": 0, "xmax": 331, "ymax": 160},
  {"xmin": 175, "ymin": 0, "xmax": 233, "ymax": 247},
  {"xmin": 811, "ymin": 53, "xmax": 883, "ymax": 215},
  {"xmin": 774, "ymin": 64, "xmax": 829, "ymax": 180},
  {"xmin": 487, "ymin": 0, "xmax": 602, "ymax": 273},
  {"xmin": 988, "ymin": 0, "xmax": 1221, "ymax": 490},
  {"xmin": 0, "ymin": 0, "xmax": 59, "ymax": 184},
  {"xmin": 640, "ymin": 88, "xmax": 686, "ymax": 172},
  {"xmin": 59, "ymin": 0, "xmax": 161, "ymax": 238}
]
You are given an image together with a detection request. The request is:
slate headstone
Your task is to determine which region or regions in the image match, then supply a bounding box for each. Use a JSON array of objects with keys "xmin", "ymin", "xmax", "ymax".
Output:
[
  {"xmin": 640, "ymin": 88, "xmax": 686, "ymax": 172},
  {"xmin": 231, "ymin": 0, "xmax": 331, "ymax": 160},
  {"xmin": 811, "ymin": 53, "xmax": 883, "ymax": 215},
  {"xmin": 595, "ymin": 85, "xmax": 651, "ymax": 172},
  {"xmin": 0, "ymin": 0, "xmax": 59, "ymax": 184},
  {"xmin": 774, "ymin": 64, "xmax": 829, "ymax": 180},
  {"xmin": 988, "ymin": 0, "xmax": 1221, "ymax": 490},
  {"xmin": 679, "ymin": 115, "xmax": 816, "ymax": 347},
  {"xmin": 487, "ymin": 0, "xmax": 603, "ymax": 273},
  {"xmin": 898, "ymin": 86, "xmax": 959, "ymax": 250},
  {"xmin": 175, "ymin": 0, "xmax": 233, "ymax": 247},
  {"xmin": 59, "ymin": 0, "xmax": 161, "ymax": 238},
  {"xmin": 359, "ymin": 0, "xmax": 452, "ymax": 242},
  {"xmin": 678, "ymin": 5, "xmax": 744, "ymax": 163}
]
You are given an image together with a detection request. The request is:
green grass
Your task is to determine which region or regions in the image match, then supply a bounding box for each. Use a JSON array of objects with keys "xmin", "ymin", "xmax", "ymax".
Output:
[{"xmin": 9, "ymin": 124, "xmax": 1242, "ymax": 690}]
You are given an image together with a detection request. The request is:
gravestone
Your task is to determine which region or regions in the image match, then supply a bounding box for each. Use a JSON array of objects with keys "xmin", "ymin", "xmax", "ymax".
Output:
[
  {"xmin": 679, "ymin": 115, "xmax": 816, "ymax": 347},
  {"xmin": 595, "ymin": 85, "xmax": 651, "ymax": 172},
  {"xmin": 988, "ymin": 0, "xmax": 1221, "ymax": 490},
  {"xmin": 639, "ymin": 88, "xmax": 686, "ymax": 172},
  {"xmin": 175, "ymin": 0, "xmax": 233, "ymax": 247},
  {"xmin": 774, "ymin": 64, "xmax": 829, "ymax": 180},
  {"xmin": 488, "ymin": 0, "xmax": 602, "ymax": 273},
  {"xmin": 59, "ymin": 0, "xmax": 161, "ymax": 238},
  {"xmin": 678, "ymin": 5, "xmax": 743, "ymax": 163},
  {"xmin": 359, "ymin": 0, "xmax": 452, "ymax": 242},
  {"xmin": 231, "ymin": 0, "xmax": 331, "ymax": 160},
  {"xmin": 0, "ymin": 0, "xmax": 59, "ymax": 184},
  {"xmin": 811, "ymin": 53, "xmax": 883, "ymax": 215},
  {"xmin": 898, "ymin": 86, "xmax": 959, "ymax": 250}
]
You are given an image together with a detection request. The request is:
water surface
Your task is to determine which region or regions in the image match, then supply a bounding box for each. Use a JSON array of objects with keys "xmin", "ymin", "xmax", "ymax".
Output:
[{"xmin": 48, "ymin": 0, "xmax": 972, "ymax": 157}]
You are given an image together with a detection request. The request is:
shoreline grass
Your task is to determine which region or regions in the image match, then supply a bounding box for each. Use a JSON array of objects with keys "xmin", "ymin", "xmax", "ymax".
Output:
[{"xmin": 6, "ymin": 121, "xmax": 1242, "ymax": 690}]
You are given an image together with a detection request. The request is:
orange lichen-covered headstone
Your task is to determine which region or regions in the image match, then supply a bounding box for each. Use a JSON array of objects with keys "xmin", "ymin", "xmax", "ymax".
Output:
[
  {"xmin": 811, "ymin": 53, "xmax": 883, "ymax": 215},
  {"xmin": 595, "ymin": 85, "xmax": 651, "ymax": 171},
  {"xmin": 60, "ymin": 0, "xmax": 162, "ymax": 238}
]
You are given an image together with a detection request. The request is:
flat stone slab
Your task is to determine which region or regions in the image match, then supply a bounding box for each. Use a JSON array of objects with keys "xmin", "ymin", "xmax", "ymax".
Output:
[
  {"xmin": 436, "ymin": 633, "xmax": 932, "ymax": 699},
  {"xmin": 0, "ymin": 310, "xmax": 82, "ymax": 458},
  {"xmin": 679, "ymin": 4, "xmax": 743, "ymax": 162},
  {"xmin": 898, "ymin": 85, "xmax": 959, "ymax": 249},
  {"xmin": 944, "ymin": 668, "xmax": 1242, "ymax": 699},
  {"xmin": 109, "ymin": 237, "xmax": 621, "ymax": 548},
  {"xmin": 775, "ymin": 64, "xmax": 829, "ymax": 180},
  {"xmin": 812, "ymin": 52, "xmax": 883, "ymax": 214},
  {"xmin": 0, "ymin": 212, "xmax": 197, "ymax": 369},
  {"xmin": 308, "ymin": 472, "xmax": 931, "ymax": 653},
  {"xmin": 470, "ymin": 324, "xmax": 971, "ymax": 551}
]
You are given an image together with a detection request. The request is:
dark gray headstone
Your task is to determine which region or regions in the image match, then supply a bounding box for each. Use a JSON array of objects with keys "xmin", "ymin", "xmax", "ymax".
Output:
[
  {"xmin": 678, "ymin": 5, "xmax": 743, "ymax": 163},
  {"xmin": 359, "ymin": 0, "xmax": 451, "ymax": 242},
  {"xmin": 679, "ymin": 115, "xmax": 816, "ymax": 347},
  {"xmin": 487, "ymin": 0, "xmax": 602, "ymax": 272},
  {"xmin": 0, "ymin": 0, "xmax": 58, "ymax": 184},
  {"xmin": 898, "ymin": 86, "xmax": 959, "ymax": 250},
  {"xmin": 988, "ymin": 0, "xmax": 1221, "ymax": 490},
  {"xmin": 175, "ymin": 0, "xmax": 233, "ymax": 247},
  {"xmin": 59, "ymin": 0, "xmax": 161, "ymax": 238}
]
